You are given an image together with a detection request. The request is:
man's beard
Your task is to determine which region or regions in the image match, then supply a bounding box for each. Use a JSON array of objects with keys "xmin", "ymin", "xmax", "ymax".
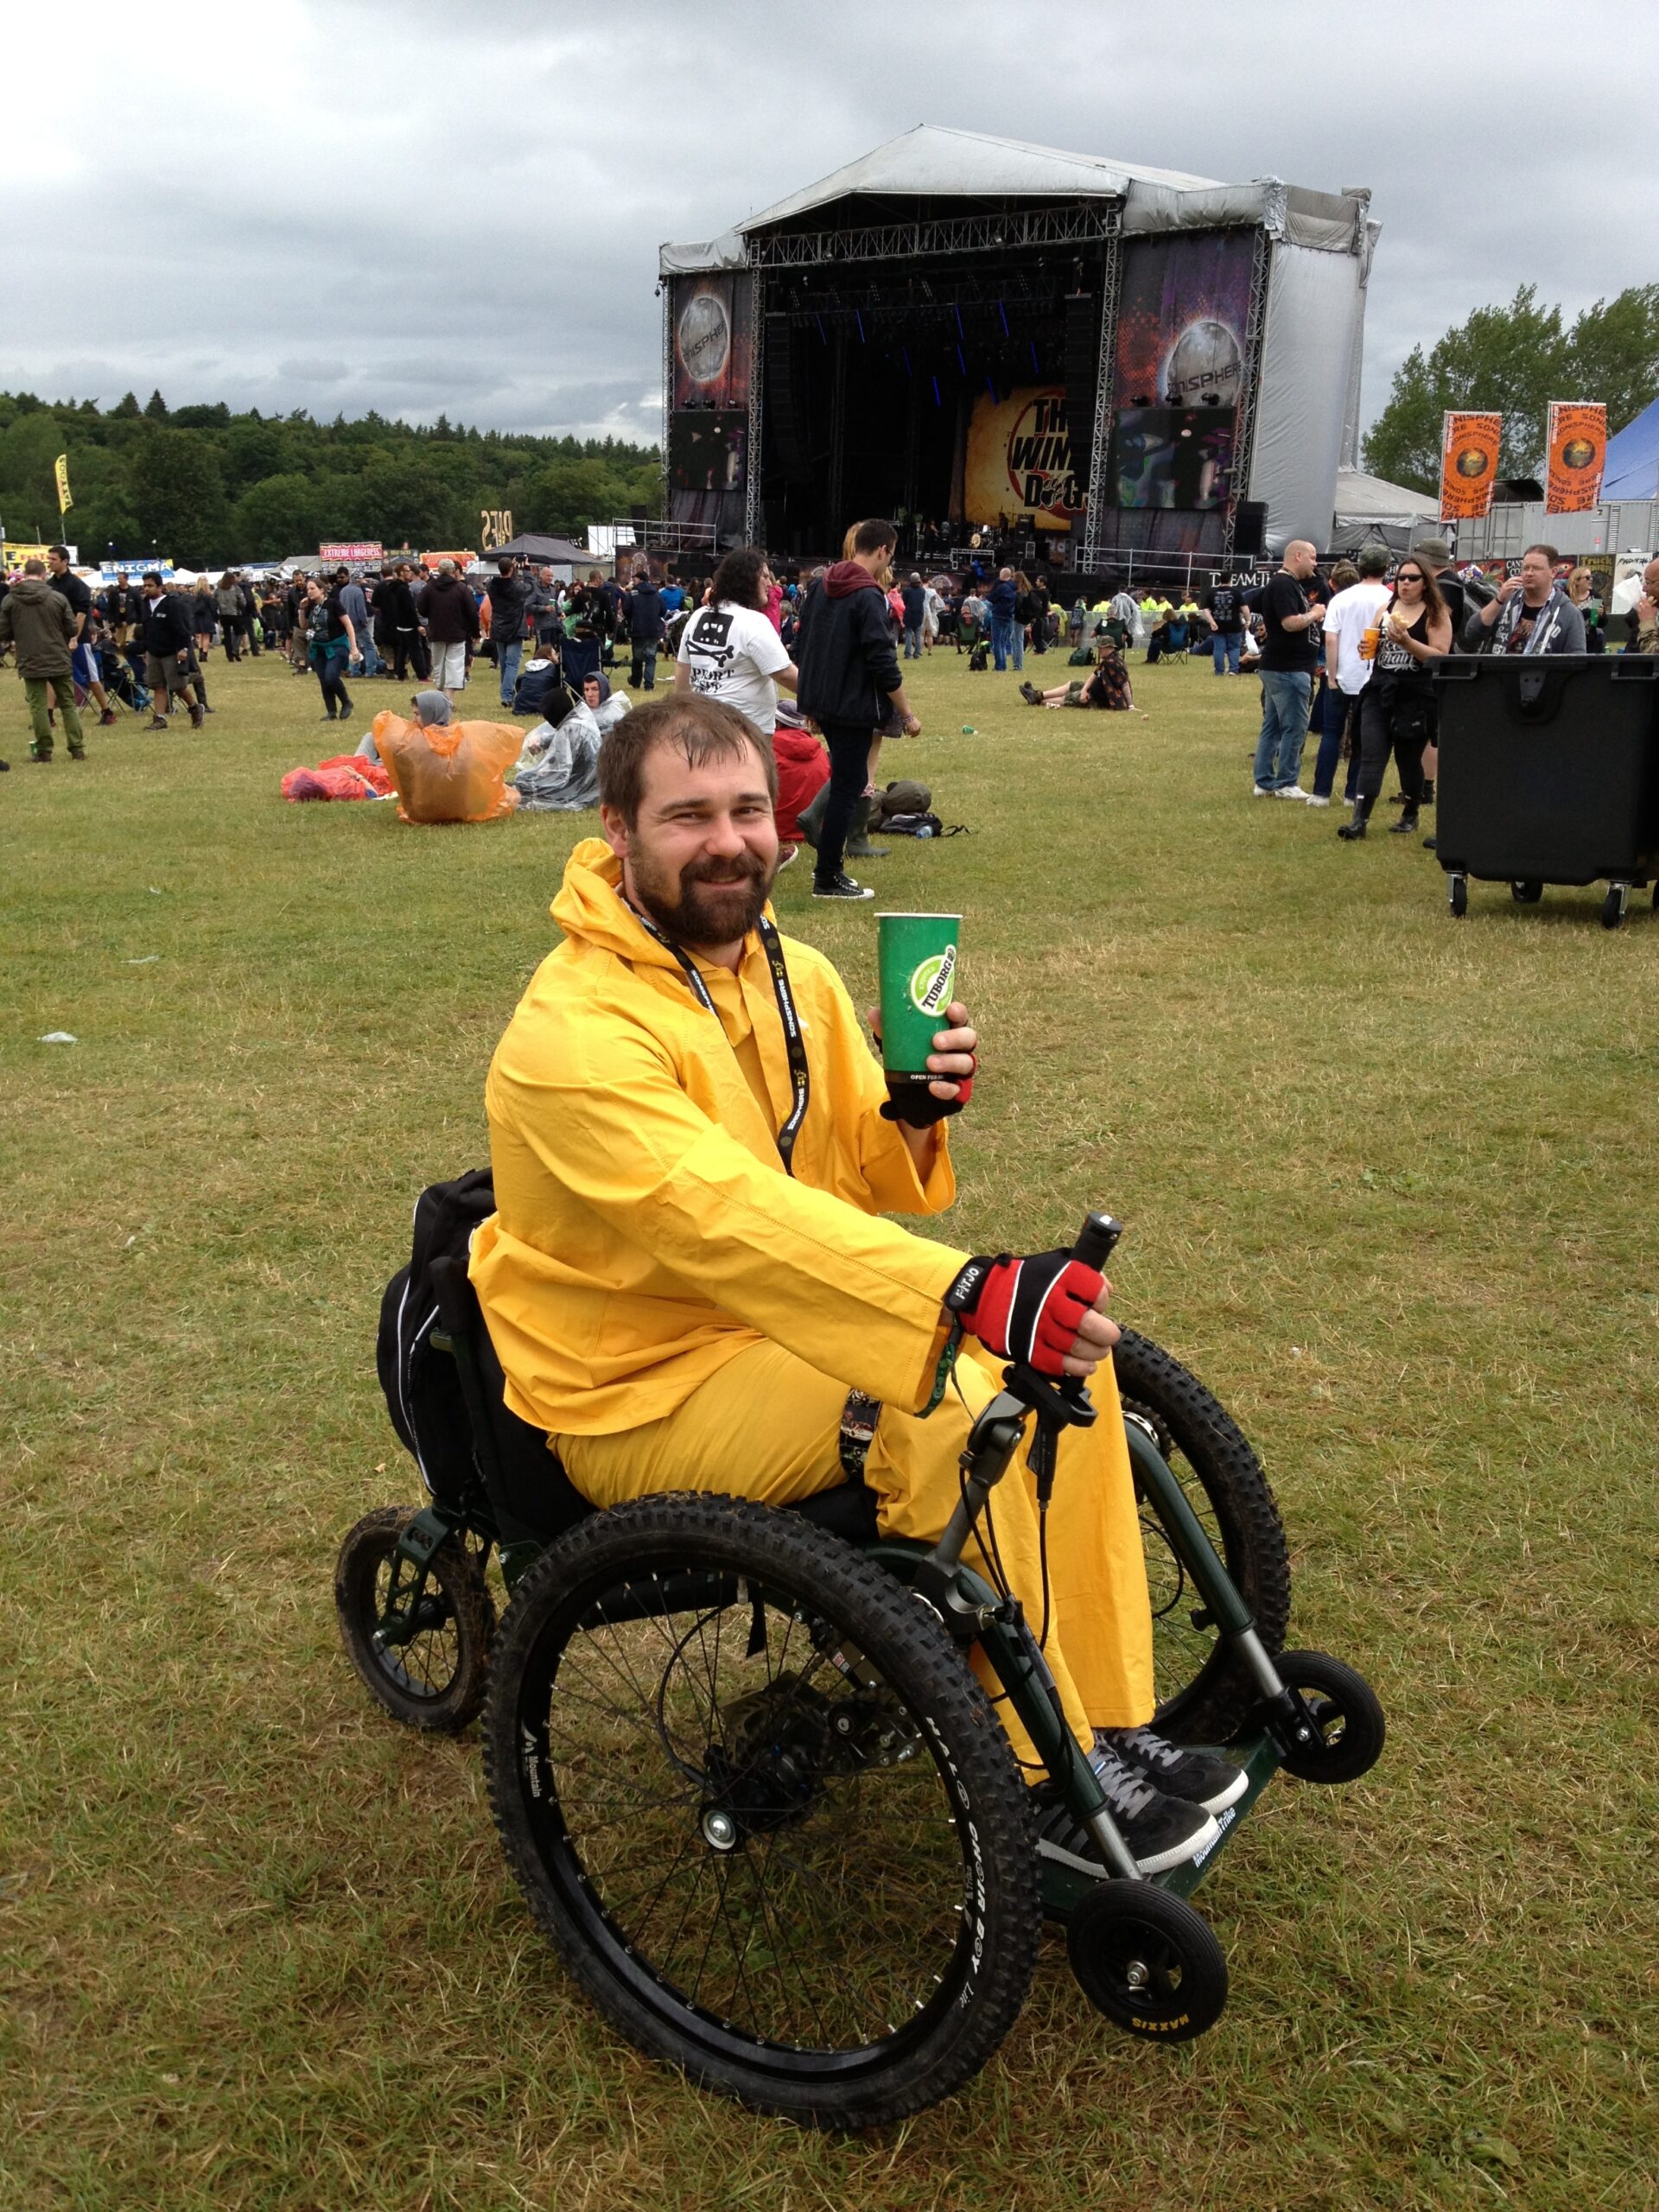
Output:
[{"xmin": 630, "ymin": 846, "xmax": 772, "ymax": 949}]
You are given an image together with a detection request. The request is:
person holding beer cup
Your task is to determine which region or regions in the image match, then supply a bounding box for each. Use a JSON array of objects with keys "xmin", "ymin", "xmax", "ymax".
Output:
[{"xmin": 1338, "ymin": 560, "xmax": 1452, "ymax": 842}]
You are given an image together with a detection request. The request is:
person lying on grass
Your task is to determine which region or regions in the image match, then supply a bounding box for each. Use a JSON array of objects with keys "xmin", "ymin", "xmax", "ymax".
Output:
[{"xmin": 1020, "ymin": 645, "xmax": 1145, "ymax": 715}]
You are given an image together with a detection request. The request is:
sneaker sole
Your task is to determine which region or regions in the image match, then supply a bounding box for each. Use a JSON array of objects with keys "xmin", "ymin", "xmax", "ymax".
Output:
[
  {"xmin": 1037, "ymin": 1809, "xmax": 1220, "ymax": 1880},
  {"xmin": 1198, "ymin": 1766, "xmax": 1249, "ymax": 1815}
]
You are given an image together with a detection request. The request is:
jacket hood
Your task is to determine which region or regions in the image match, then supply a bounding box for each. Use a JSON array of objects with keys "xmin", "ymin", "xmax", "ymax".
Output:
[
  {"xmin": 426, "ymin": 573, "xmax": 466, "ymax": 594},
  {"xmin": 824, "ymin": 559, "xmax": 884, "ymax": 600},
  {"xmin": 550, "ymin": 836, "xmax": 774, "ymax": 973},
  {"xmin": 7, "ymin": 576, "xmax": 54, "ymax": 606}
]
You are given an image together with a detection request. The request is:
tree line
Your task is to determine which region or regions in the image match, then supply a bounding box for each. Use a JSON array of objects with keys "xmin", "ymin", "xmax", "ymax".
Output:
[
  {"xmin": 1363, "ymin": 283, "xmax": 1659, "ymax": 494},
  {"xmin": 0, "ymin": 388, "xmax": 662, "ymax": 566}
]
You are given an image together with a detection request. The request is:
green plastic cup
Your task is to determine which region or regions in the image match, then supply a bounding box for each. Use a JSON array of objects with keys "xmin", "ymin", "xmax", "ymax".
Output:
[{"xmin": 877, "ymin": 912, "xmax": 963, "ymax": 1081}]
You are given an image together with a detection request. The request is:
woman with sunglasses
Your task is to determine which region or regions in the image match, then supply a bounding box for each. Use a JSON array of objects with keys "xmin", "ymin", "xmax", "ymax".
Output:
[{"xmin": 1338, "ymin": 560, "xmax": 1452, "ymax": 841}]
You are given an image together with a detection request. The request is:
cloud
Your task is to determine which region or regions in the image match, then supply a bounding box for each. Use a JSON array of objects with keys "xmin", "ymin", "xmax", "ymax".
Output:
[{"xmin": 3, "ymin": 0, "xmax": 1655, "ymax": 442}]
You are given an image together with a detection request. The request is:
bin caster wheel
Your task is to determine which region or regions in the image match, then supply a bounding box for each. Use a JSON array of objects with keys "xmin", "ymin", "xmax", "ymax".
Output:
[
  {"xmin": 1067, "ymin": 1881, "xmax": 1228, "ymax": 2042},
  {"xmin": 1271, "ymin": 1649, "xmax": 1386, "ymax": 1783},
  {"xmin": 1448, "ymin": 875, "xmax": 1467, "ymax": 918},
  {"xmin": 1510, "ymin": 880, "xmax": 1542, "ymax": 904},
  {"xmin": 1601, "ymin": 885, "xmax": 1629, "ymax": 931}
]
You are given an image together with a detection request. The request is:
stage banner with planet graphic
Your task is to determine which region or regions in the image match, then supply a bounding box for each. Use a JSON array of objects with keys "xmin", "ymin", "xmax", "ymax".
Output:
[
  {"xmin": 1109, "ymin": 235, "xmax": 1252, "ymax": 423},
  {"xmin": 670, "ymin": 272, "xmax": 752, "ymax": 413},
  {"xmin": 1439, "ymin": 412, "xmax": 1503, "ymax": 521},
  {"xmin": 1544, "ymin": 402, "xmax": 1607, "ymax": 515}
]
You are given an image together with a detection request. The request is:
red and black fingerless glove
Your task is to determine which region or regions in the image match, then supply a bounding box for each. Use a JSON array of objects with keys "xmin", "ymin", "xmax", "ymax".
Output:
[
  {"xmin": 943, "ymin": 1249, "xmax": 1104, "ymax": 1376},
  {"xmin": 878, "ymin": 1061, "xmax": 975, "ymax": 1127}
]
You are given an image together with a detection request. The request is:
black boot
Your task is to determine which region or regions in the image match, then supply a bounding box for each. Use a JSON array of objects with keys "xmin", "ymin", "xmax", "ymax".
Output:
[
  {"xmin": 1420, "ymin": 777, "xmax": 1435, "ymax": 805},
  {"xmin": 1389, "ymin": 806, "xmax": 1420, "ymax": 835},
  {"xmin": 1338, "ymin": 795, "xmax": 1373, "ymax": 841}
]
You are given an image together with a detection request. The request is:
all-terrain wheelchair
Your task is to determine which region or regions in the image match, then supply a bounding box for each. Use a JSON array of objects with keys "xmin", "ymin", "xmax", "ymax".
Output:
[{"xmin": 336, "ymin": 1198, "xmax": 1383, "ymax": 2127}]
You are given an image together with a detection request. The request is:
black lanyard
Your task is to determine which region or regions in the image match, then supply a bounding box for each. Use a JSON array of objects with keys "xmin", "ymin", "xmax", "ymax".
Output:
[{"xmin": 622, "ymin": 893, "xmax": 810, "ymax": 1176}]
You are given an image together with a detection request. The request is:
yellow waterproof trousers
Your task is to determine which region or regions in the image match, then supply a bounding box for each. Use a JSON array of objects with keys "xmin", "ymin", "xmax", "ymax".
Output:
[{"xmin": 556, "ymin": 1341, "xmax": 1155, "ymax": 1771}]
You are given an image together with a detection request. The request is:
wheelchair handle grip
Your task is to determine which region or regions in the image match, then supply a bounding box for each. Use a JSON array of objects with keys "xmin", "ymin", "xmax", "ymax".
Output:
[{"xmin": 1071, "ymin": 1211, "xmax": 1122, "ymax": 1274}]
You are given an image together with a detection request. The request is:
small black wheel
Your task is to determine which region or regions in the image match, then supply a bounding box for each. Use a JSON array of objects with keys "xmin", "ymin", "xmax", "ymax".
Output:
[
  {"xmin": 1272, "ymin": 1649, "xmax": 1385, "ymax": 1783},
  {"xmin": 334, "ymin": 1506, "xmax": 494, "ymax": 1732},
  {"xmin": 1066, "ymin": 1880, "xmax": 1228, "ymax": 2041},
  {"xmin": 483, "ymin": 1494, "xmax": 1040, "ymax": 2127},
  {"xmin": 1114, "ymin": 1331, "xmax": 1291, "ymax": 1744},
  {"xmin": 1510, "ymin": 880, "xmax": 1543, "ymax": 904},
  {"xmin": 1449, "ymin": 876, "xmax": 1468, "ymax": 918},
  {"xmin": 1601, "ymin": 885, "xmax": 1627, "ymax": 931}
]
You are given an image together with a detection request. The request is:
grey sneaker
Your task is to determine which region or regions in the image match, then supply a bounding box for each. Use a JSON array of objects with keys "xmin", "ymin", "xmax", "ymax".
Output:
[
  {"xmin": 1096, "ymin": 1726, "xmax": 1248, "ymax": 1815},
  {"xmin": 1035, "ymin": 1743, "xmax": 1219, "ymax": 1878}
]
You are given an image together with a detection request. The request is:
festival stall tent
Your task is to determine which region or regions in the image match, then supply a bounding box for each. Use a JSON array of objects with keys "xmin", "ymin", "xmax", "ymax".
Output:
[
  {"xmin": 1328, "ymin": 466, "xmax": 1441, "ymax": 553},
  {"xmin": 486, "ymin": 534, "xmax": 591, "ymax": 579},
  {"xmin": 1602, "ymin": 393, "xmax": 1659, "ymax": 502},
  {"xmin": 658, "ymin": 125, "xmax": 1379, "ymax": 567}
]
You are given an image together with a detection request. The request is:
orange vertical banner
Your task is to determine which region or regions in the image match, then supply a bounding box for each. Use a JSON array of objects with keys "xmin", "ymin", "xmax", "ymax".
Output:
[
  {"xmin": 1439, "ymin": 412, "xmax": 1502, "ymax": 521},
  {"xmin": 1544, "ymin": 402, "xmax": 1607, "ymax": 514}
]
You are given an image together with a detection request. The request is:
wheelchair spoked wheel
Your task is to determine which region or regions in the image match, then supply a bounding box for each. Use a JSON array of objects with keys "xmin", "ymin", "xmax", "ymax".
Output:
[
  {"xmin": 334, "ymin": 1506, "xmax": 495, "ymax": 1732},
  {"xmin": 1113, "ymin": 1330, "xmax": 1292, "ymax": 1744},
  {"xmin": 483, "ymin": 1493, "xmax": 1041, "ymax": 2127}
]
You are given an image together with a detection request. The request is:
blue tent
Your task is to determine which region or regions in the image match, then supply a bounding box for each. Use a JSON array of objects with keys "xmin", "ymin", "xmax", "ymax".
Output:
[{"xmin": 1602, "ymin": 394, "xmax": 1659, "ymax": 500}]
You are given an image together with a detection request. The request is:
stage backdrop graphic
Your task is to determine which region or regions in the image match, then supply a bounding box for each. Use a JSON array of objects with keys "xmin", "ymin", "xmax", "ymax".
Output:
[
  {"xmin": 671, "ymin": 272, "xmax": 752, "ymax": 412},
  {"xmin": 1110, "ymin": 233, "xmax": 1254, "ymax": 421},
  {"xmin": 1439, "ymin": 412, "xmax": 1502, "ymax": 521},
  {"xmin": 963, "ymin": 388, "xmax": 1082, "ymax": 526},
  {"xmin": 1544, "ymin": 402, "xmax": 1607, "ymax": 515}
]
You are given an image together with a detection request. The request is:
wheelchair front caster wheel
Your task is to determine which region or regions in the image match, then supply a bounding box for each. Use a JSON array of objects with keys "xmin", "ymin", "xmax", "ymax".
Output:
[
  {"xmin": 1272, "ymin": 1649, "xmax": 1386, "ymax": 1783},
  {"xmin": 335, "ymin": 1506, "xmax": 494, "ymax": 1732},
  {"xmin": 1066, "ymin": 1881, "xmax": 1228, "ymax": 2042}
]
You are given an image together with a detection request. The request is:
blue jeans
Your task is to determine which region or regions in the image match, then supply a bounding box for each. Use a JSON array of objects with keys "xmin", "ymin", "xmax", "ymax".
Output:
[
  {"xmin": 990, "ymin": 617, "xmax": 1014, "ymax": 671},
  {"xmin": 355, "ymin": 632, "xmax": 380, "ymax": 678},
  {"xmin": 1253, "ymin": 670, "xmax": 1313, "ymax": 791},
  {"xmin": 1311, "ymin": 684, "xmax": 1359, "ymax": 800},
  {"xmin": 1211, "ymin": 630, "xmax": 1243, "ymax": 675},
  {"xmin": 904, "ymin": 624, "xmax": 923, "ymax": 658},
  {"xmin": 498, "ymin": 638, "xmax": 523, "ymax": 705}
]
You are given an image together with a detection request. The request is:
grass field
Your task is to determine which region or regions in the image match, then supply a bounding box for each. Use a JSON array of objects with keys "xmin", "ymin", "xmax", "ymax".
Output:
[{"xmin": 4, "ymin": 638, "xmax": 1656, "ymax": 2210}]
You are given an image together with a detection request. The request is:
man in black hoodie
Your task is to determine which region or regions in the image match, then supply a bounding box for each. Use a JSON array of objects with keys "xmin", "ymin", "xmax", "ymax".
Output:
[{"xmin": 794, "ymin": 518, "xmax": 920, "ymax": 899}]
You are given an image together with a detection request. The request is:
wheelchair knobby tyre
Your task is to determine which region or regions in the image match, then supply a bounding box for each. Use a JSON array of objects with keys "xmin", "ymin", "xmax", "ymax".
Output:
[
  {"xmin": 334, "ymin": 1506, "xmax": 495, "ymax": 1732},
  {"xmin": 1112, "ymin": 1330, "xmax": 1292, "ymax": 1744},
  {"xmin": 482, "ymin": 1492, "xmax": 1042, "ymax": 2128}
]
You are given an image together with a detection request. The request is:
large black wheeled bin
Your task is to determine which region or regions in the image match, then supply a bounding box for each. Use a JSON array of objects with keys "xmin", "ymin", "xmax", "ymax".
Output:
[{"xmin": 1431, "ymin": 655, "xmax": 1659, "ymax": 928}]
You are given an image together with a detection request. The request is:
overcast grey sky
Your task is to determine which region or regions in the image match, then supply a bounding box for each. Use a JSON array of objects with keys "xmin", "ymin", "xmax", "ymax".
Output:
[{"xmin": 6, "ymin": 0, "xmax": 1656, "ymax": 448}]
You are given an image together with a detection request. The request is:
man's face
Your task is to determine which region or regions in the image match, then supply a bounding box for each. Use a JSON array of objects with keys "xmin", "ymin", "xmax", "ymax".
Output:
[
  {"xmin": 1643, "ymin": 559, "xmax": 1659, "ymax": 601},
  {"xmin": 48, "ymin": 550, "xmax": 67, "ymax": 575},
  {"xmin": 1286, "ymin": 542, "xmax": 1317, "ymax": 579},
  {"xmin": 144, "ymin": 582, "xmax": 162, "ymax": 601},
  {"xmin": 1520, "ymin": 551, "xmax": 1554, "ymax": 598},
  {"xmin": 603, "ymin": 743, "xmax": 779, "ymax": 950},
  {"xmin": 582, "ymin": 677, "xmax": 601, "ymax": 708}
]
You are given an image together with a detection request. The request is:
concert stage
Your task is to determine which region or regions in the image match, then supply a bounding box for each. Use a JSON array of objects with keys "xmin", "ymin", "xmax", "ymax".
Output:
[{"xmin": 658, "ymin": 129, "xmax": 1379, "ymax": 575}]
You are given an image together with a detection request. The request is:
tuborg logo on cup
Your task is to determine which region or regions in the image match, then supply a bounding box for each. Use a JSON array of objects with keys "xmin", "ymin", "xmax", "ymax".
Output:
[{"xmin": 909, "ymin": 944, "xmax": 957, "ymax": 1018}]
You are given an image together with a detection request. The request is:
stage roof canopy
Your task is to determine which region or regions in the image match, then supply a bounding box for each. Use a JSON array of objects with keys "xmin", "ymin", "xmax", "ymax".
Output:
[{"xmin": 660, "ymin": 125, "xmax": 1370, "ymax": 272}]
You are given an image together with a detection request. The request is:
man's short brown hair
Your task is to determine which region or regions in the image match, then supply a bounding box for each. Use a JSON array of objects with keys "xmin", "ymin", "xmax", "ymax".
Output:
[
  {"xmin": 850, "ymin": 517, "xmax": 897, "ymax": 556},
  {"xmin": 1522, "ymin": 543, "xmax": 1560, "ymax": 565},
  {"xmin": 597, "ymin": 692, "xmax": 777, "ymax": 826}
]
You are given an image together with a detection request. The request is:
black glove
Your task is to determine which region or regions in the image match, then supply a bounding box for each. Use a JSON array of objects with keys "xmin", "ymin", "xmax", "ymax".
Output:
[{"xmin": 878, "ymin": 1058, "xmax": 975, "ymax": 1128}]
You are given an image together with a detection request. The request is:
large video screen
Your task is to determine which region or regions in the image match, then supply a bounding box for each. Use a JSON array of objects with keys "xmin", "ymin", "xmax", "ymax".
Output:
[
  {"xmin": 668, "ymin": 410, "xmax": 747, "ymax": 493},
  {"xmin": 1109, "ymin": 406, "xmax": 1235, "ymax": 511}
]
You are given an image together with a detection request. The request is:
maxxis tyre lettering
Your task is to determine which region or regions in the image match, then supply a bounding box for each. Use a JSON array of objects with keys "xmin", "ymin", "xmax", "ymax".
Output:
[{"xmin": 480, "ymin": 1493, "xmax": 1041, "ymax": 2129}]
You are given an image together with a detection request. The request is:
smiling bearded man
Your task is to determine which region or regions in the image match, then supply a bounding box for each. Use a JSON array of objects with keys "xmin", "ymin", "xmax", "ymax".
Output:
[{"xmin": 467, "ymin": 690, "xmax": 1241, "ymax": 1878}]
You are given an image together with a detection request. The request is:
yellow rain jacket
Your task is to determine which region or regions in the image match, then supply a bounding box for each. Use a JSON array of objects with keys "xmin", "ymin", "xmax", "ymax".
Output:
[{"xmin": 471, "ymin": 839, "xmax": 967, "ymax": 1437}]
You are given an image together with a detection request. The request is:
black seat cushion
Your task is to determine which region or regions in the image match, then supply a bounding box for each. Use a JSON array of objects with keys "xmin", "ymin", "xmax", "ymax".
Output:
[{"xmin": 788, "ymin": 1479, "xmax": 880, "ymax": 1543}]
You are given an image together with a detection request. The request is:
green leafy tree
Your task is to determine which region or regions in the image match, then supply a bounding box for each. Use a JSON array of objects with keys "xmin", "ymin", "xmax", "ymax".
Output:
[
  {"xmin": 0, "ymin": 409, "xmax": 67, "ymax": 531},
  {"xmin": 143, "ymin": 389, "xmax": 169, "ymax": 422},
  {"xmin": 1364, "ymin": 283, "xmax": 1659, "ymax": 491},
  {"xmin": 225, "ymin": 417, "xmax": 292, "ymax": 493},
  {"xmin": 232, "ymin": 472, "xmax": 326, "ymax": 556},
  {"xmin": 128, "ymin": 428, "xmax": 229, "ymax": 564}
]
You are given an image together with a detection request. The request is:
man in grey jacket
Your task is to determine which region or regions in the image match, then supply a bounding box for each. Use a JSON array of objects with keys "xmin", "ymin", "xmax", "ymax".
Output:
[
  {"xmin": 1464, "ymin": 544, "xmax": 1586, "ymax": 656},
  {"xmin": 0, "ymin": 559, "xmax": 86, "ymax": 760}
]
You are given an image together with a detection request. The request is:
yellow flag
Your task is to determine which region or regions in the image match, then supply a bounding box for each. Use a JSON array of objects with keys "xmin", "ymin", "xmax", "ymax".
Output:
[{"xmin": 54, "ymin": 454, "xmax": 73, "ymax": 514}]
